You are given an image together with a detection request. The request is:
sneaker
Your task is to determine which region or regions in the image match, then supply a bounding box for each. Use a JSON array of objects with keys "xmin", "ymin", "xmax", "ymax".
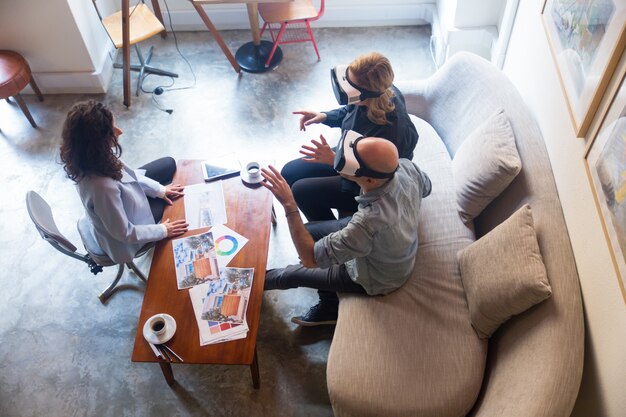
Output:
[{"xmin": 291, "ymin": 303, "xmax": 338, "ymax": 326}]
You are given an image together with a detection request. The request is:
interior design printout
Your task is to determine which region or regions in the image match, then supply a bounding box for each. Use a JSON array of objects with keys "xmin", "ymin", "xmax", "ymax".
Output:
[
  {"xmin": 184, "ymin": 182, "xmax": 227, "ymax": 230},
  {"xmin": 172, "ymin": 231, "xmax": 220, "ymax": 290},
  {"xmin": 189, "ymin": 275, "xmax": 251, "ymax": 346}
]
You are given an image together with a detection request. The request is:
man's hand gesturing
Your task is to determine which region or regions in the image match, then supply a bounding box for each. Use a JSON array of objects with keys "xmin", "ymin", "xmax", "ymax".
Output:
[{"xmin": 260, "ymin": 165, "xmax": 298, "ymax": 212}]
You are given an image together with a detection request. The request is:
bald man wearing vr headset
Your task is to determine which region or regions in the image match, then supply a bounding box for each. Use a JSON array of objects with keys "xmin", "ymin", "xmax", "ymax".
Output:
[
  {"xmin": 282, "ymin": 52, "xmax": 419, "ymax": 222},
  {"xmin": 261, "ymin": 133, "xmax": 431, "ymax": 326}
]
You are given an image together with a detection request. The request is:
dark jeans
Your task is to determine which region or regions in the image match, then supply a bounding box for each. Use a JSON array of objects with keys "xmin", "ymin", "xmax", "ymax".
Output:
[
  {"xmin": 281, "ymin": 158, "xmax": 359, "ymax": 221},
  {"xmin": 139, "ymin": 157, "xmax": 176, "ymax": 223},
  {"xmin": 264, "ymin": 217, "xmax": 367, "ymax": 309}
]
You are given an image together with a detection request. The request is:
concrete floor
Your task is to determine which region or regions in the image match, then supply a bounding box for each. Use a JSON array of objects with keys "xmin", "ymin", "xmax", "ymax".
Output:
[{"xmin": 0, "ymin": 26, "xmax": 434, "ymax": 417}]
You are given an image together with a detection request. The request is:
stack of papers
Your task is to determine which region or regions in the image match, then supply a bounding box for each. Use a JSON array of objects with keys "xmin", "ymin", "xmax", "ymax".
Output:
[
  {"xmin": 189, "ymin": 267, "xmax": 254, "ymax": 345},
  {"xmin": 176, "ymin": 184, "xmax": 255, "ymax": 346},
  {"xmin": 172, "ymin": 225, "xmax": 249, "ymax": 290}
]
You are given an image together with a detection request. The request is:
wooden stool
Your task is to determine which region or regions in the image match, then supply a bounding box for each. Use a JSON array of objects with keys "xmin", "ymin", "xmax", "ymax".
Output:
[{"xmin": 0, "ymin": 50, "xmax": 43, "ymax": 128}]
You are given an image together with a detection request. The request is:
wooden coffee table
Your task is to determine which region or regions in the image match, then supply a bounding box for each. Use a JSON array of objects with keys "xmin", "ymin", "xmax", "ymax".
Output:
[{"xmin": 131, "ymin": 160, "xmax": 274, "ymax": 387}]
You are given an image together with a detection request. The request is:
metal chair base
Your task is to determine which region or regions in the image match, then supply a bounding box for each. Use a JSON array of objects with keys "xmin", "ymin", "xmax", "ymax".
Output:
[
  {"xmin": 98, "ymin": 261, "xmax": 148, "ymax": 303},
  {"xmin": 113, "ymin": 44, "xmax": 178, "ymax": 96}
]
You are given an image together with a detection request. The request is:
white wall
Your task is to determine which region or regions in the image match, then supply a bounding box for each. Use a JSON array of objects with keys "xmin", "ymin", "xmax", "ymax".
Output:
[
  {"xmin": 502, "ymin": 1, "xmax": 626, "ymax": 416},
  {"xmin": 0, "ymin": 0, "xmax": 115, "ymax": 93},
  {"xmin": 158, "ymin": 0, "xmax": 435, "ymax": 30},
  {"xmin": 0, "ymin": 0, "xmax": 433, "ymax": 93},
  {"xmin": 0, "ymin": 0, "xmax": 91, "ymax": 71}
]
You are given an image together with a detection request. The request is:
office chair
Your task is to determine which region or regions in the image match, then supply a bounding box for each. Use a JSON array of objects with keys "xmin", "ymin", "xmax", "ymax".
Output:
[
  {"xmin": 26, "ymin": 191, "xmax": 152, "ymax": 303},
  {"xmin": 258, "ymin": 0, "xmax": 325, "ymax": 68},
  {"xmin": 92, "ymin": 0, "xmax": 178, "ymax": 98}
]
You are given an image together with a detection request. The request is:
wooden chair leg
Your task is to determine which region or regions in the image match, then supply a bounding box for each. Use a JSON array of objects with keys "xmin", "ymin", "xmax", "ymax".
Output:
[
  {"xmin": 13, "ymin": 93, "xmax": 37, "ymax": 128},
  {"xmin": 151, "ymin": 0, "xmax": 168, "ymax": 39},
  {"xmin": 29, "ymin": 77, "xmax": 44, "ymax": 102}
]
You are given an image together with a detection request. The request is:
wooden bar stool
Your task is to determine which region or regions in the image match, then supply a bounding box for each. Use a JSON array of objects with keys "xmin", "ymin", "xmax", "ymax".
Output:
[{"xmin": 0, "ymin": 50, "xmax": 44, "ymax": 128}]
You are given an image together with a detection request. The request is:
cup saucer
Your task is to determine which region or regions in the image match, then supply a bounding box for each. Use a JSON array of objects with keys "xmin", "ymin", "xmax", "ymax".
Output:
[
  {"xmin": 240, "ymin": 168, "xmax": 263, "ymax": 185},
  {"xmin": 143, "ymin": 313, "xmax": 177, "ymax": 345}
]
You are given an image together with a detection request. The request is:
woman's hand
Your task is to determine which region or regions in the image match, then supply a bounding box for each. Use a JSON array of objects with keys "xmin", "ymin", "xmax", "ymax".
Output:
[
  {"xmin": 293, "ymin": 110, "xmax": 327, "ymax": 131},
  {"xmin": 162, "ymin": 218, "xmax": 188, "ymax": 238},
  {"xmin": 260, "ymin": 165, "xmax": 298, "ymax": 212},
  {"xmin": 163, "ymin": 183, "xmax": 185, "ymax": 205},
  {"xmin": 300, "ymin": 135, "xmax": 335, "ymax": 166}
]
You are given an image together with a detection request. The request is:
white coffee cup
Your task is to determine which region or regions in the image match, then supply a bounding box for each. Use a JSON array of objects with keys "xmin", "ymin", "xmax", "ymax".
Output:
[
  {"xmin": 246, "ymin": 162, "xmax": 261, "ymax": 179},
  {"xmin": 149, "ymin": 315, "xmax": 167, "ymax": 336}
]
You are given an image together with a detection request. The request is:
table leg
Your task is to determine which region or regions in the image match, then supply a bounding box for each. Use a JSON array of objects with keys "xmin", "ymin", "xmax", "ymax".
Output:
[
  {"xmin": 250, "ymin": 347, "xmax": 260, "ymax": 389},
  {"xmin": 247, "ymin": 3, "xmax": 261, "ymax": 45},
  {"xmin": 159, "ymin": 361, "xmax": 176, "ymax": 386},
  {"xmin": 151, "ymin": 0, "xmax": 167, "ymax": 39},
  {"xmin": 193, "ymin": 4, "xmax": 240, "ymax": 73},
  {"xmin": 235, "ymin": 3, "xmax": 282, "ymax": 73},
  {"xmin": 271, "ymin": 204, "xmax": 277, "ymax": 227},
  {"xmin": 122, "ymin": 0, "xmax": 131, "ymax": 107}
]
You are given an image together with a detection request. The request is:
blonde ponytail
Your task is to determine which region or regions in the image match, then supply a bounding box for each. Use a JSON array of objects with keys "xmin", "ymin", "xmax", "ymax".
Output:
[{"xmin": 348, "ymin": 52, "xmax": 395, "ymax": 125}]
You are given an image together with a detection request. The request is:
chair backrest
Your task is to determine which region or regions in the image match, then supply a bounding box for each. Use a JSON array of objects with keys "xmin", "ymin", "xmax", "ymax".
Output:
[
  {"xmin": 316, "ymin": 0, "xmax": 325, "ymax": 20},
  {"xmin": 260, "ymin": 0, "xmax": 325, "ymax": 24},
  {"xmin": 26, "ymin": 190, "xmax": 78, "ymax": 254}
]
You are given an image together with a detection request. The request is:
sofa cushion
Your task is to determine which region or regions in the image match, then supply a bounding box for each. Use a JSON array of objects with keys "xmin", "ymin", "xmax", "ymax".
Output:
[
  {"xmin": 452, "ymin": 108, "xmax": 521, "ymax": 223},
  {"xmin": 327, "ymin": 115, "xmax": 486, "ymax": 417},
  {"xmin": 458, "ymin": 204, "xmax": 552, "ymax": 339}
]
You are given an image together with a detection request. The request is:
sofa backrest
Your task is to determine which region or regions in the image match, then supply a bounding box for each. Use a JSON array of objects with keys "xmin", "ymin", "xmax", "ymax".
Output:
[{"xmin": 397, "ymin": 52, "xmax": 584, "ymax": 417}]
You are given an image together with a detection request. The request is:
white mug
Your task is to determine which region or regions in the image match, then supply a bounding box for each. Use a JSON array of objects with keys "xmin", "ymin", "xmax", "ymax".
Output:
[
  {"xmin": 149, "ymin": 315, "xmax": 167, "ymax": 336},
  {"xmin": 246, "ymin": 162, "xmax": 261, "ymax": 178}
]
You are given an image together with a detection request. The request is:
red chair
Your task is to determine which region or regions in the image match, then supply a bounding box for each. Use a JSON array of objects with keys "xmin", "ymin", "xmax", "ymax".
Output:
[{"xmin": 259, "ymin": 0, "xmax": 325, "ymax": 68}]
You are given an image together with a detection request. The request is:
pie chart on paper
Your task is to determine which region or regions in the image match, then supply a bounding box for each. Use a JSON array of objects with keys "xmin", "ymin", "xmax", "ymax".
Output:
[{"xmin": 215, "ymin": 235, "xmax": 238, "ymax": 256}]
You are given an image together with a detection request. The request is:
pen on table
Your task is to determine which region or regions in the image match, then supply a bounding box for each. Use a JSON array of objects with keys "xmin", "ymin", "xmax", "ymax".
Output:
[
  {"xmin": 162, "ymin": 344, "xmax": 184, "ymax": 362},
  {"xmin": 148, "ymin": 342, "xmax": 163, "ymax": 360},
  {"xmin": 159, "ymin": 345, "xmax": 172, "ymax": 362}
]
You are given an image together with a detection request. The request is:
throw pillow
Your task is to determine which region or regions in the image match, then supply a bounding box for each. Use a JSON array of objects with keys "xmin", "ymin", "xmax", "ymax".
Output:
[
  {"xmin": 452, "ymin": 108, "xmax": 522, "ymax": 223},
  {"xmin": 457, "ymin": 204, "xmax": 552, "ymax": 339}
]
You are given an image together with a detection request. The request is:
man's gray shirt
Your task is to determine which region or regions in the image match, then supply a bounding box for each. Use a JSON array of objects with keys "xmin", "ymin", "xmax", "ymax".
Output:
[{"xmin": 313, "ymin": 159, "xmax": 432, "ymax": 295}]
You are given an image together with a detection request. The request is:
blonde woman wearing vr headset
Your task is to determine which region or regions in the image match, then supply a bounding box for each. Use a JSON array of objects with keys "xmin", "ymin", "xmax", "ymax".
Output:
[{"xmin": 282, "ymin": 52, "xmax": 419, "ymax": 221}]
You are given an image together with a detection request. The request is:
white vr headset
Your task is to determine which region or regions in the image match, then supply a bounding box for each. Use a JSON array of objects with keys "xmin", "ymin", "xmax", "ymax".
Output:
[
  {"xmin": 331, "ymin": 64, "xmax": 383, "ymax": 105},
  {"xmin": 333, "ymin": 130, "xmax": 397, "ymax": 179}
]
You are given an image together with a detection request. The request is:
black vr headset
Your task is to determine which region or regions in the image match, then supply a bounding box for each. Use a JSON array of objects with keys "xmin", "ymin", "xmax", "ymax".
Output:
[
  {"xmin": 333, "ymin": 130, "xmax": 397, "ymax": 179},
  {"xmin": 331, "ymin": 65, "xmax": 383, "ymax": 105}
]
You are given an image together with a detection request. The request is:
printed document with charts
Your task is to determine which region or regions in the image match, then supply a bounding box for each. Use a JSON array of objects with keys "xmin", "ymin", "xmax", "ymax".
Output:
[
  {"xmin": 172, "ymin": 225, "xmax": 248, "ymax": 289},
  {"xmin": 189, "ymin": 267, "xmax": 254, "ymax": 345}
]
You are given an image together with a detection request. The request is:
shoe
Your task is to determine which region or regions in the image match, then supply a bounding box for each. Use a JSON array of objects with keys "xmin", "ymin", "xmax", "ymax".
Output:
[{"xmin": 291, "ymin": 303, "xmax": 338, "ymax": 326}]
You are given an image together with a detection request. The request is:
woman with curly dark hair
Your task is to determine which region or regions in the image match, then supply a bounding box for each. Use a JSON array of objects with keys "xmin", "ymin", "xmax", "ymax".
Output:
[{"xmin": 60, "ymin": 100, "xmax": 188, "ymax": 263}]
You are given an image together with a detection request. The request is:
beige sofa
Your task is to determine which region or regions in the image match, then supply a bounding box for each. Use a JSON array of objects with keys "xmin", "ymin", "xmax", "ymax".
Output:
[{"xmin": 326, "ymin": 53, "xmax": 584, "ymax": 417}]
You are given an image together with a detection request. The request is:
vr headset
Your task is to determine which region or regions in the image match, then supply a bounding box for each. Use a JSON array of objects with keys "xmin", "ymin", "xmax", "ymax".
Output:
[
  {"xmin": 333, "ymin": 130, "xmax": 397, "ymax": 179},
  {"xmin": 331, "ymin": 64, "xmax": 383, "ymax": 105}
]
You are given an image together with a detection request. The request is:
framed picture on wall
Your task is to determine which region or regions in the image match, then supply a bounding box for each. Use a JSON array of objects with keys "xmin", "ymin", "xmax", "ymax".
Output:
[
  {"xmin": 584, "ymin": 59, "xmax": 626, "ymax": 304},
  {"xmin": 541, "ymin": 0, "xmax": 626, "ymax": 137}
]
